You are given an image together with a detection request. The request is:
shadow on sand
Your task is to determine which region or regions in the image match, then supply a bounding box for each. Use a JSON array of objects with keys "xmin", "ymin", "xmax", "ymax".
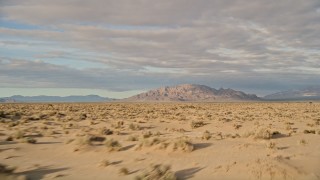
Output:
[
  {"xmin": 16, "ymin": 166, "xmax": 69, "ymax": 180},
  {"xmin": 176, "ymin": 167, "xmax": 205, "ymax": 179},
  {"xmin": 193, "ymin": 143, "xmax": 212, "ymax": 150}
]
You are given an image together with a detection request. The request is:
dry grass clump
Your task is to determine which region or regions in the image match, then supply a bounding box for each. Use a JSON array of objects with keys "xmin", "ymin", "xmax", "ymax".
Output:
[
  {"xmin": 89, "ymin": 135, "xmax": 106, "ymax": 142},
  {"xmin": 112, "ymin": 121, "xmax": 124, "ymax": 129},
  {"xmin": 0, "ymin": 164, "xmax": 15, "ymax": 174},
  {"xmin": 75, "ymin": 135, "xmax": 106, "ymax": 147},
  {"xmin": 202, "ymin": 130, "xmax": 211, "ymax": 140},
  {"xmin": 0, "ymin": 163, "xmax": 27, "ymax": 180},
  {"xmin": 127, "ymin": 135, "xmax": 139, "ymax": 141},
  {"xmin": 105, "ymin": 139, "xmax": 122, "ymax": 151},
  {"xmin": 129, "ymin": 123, "xmax": 141, "ymax": 130},
  {"xmin": 22, "ymin": 137, "xmax": 37, "ymax": 144},
  {"xmin": 243, "ymin": 128, "xmax": 280, "ymax": 140},
  {"xmin": 166, "ymin": 128, "xmax": 186, "ymax": 133},
  {"xmin": 99, "ymin": 160, "xmax": 110, "ymax": 167},
  {"xmin": 233, "ymin": 124, "xmax": 242, "ymax": 130},
  {"xmin": 100, "ymin": 128, "xmax": 113, "ymax": 135},
  {"xmin": 266, "ymin": 141, "xmax": 276, "ymax": 149},
  {"xmin": 303, "ymin": 129, "xmax": 316, "ymax": 134},
  {"xmin": 135, "ymin": 138, "xmax": 164, "ymax": 150},
  {"xmin": 254, "ymin": 128, "xmax": 272, "ymax": 139},
  {"xmin": 190, "ymin": 120, "xmax": 205, "ymax": 129},
  {"xmin": 12, "ymin": 130, "xmax": 25, "ymax": 139},
  {"xmin": 170, "ymin": 138, "xmax": 194, "ymax": 152},
  {"xmin": 0, "ymin": 111, "xmax": 6, "ymax": 118},
  {"xmin": 119, "ymin": 167, "xmax": 129, "ymax": 175},
  {"xmin": 298, "ymin": 139, "xmax": 307, "ymax": 145},
  {"xmin": 76, "ymin": 136, "xmax": 93, "ymax": 146},
  {"xmin": 135, "ymin": 164, "xmax": 177, "ymax": 180},
  {"xmin": 142, "ymin": 131, "xmax": 153, "ymax": 138}
]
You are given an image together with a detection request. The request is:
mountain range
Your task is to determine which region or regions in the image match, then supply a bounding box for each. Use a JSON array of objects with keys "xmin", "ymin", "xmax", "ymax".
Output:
[
  {"xmin": 1, "ymin": 84, "xmax": 320, "ymax": 102},
  {"xmin": 123, "ymin": 84, "xmax": 260, "ymax": 102},
  {"xmin": 264, "ymin": 86, "xmax": 320, "ymax": 100}
]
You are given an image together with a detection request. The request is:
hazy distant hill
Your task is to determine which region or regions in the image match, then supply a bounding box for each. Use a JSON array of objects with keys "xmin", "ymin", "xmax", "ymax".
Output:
[
  {"xmin": 264, "ymin": 87, "xmax": 320, "ymax": 100},
  {"xmin": 0, "ymin": 98, "xmax": 16, "ymax": 103},
  {"xmin": 1, "ymin": 95, "xmax": 113, "ymax": 102},
  {"xmin": 124, "ymin": 84, "xmax": 260, "ymax": 102}
]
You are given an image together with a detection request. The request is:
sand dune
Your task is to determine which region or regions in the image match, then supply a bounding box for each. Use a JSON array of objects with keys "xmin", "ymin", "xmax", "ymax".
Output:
[{"xmin": 1, "ymin": 102, "xmax": 320, "ymax": 180}]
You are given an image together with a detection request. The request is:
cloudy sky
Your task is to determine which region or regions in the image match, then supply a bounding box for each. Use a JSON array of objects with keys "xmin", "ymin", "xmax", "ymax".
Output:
[{"xmin": 1, "ymin": 0, "xmax": 320, "ymax": 98}]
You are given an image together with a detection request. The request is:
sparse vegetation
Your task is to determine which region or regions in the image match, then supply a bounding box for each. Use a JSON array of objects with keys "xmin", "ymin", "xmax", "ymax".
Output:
[
  {"xmin": 22, "ymin": 137, "xmax": 37, "ymax": 144},
  {"xmin": 119, "ymin": 167, "xmax": 129, "ymax": 175},
  {"xmin": 99, "ymin": 160, "xmax": 110, "ymax": 167},
  {"xmin": 0, "ymin": 102, "xmax": 320, "ymax": 179},
  {"xmin": 135, "ymin": 164, "xmax": 177, "ymax": 180},
  {"xmin": 202, "ymin": 130, "xmax": 211, "ymax": 140},
  {"xmin": 298, "ymin": 139, "xmax": 307, "ymax": 145},
  {"xmin": 105, "ymin": 139, "xmax": 122, "ymax": 151},
  {"xmin": 190, "ymin": 120, "xmax": 205, "ymax": 129},
  {"xmin": 171, "ymin": 138, "xmax": 194, "ymax": 152},
  {"xmin": 266, "ymin": 141, "xmax": 276, "ymax": 149}
]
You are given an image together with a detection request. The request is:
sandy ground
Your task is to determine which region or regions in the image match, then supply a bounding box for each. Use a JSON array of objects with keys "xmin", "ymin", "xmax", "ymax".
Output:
[{"xmin": 0, "ymin": 102, "xmax": 320, "ymax": 180}]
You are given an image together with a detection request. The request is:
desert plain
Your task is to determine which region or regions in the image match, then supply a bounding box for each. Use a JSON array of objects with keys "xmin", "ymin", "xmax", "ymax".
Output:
[{"xmin": 0, "ymin": 102, "xmax": 320, "ymax": 180}]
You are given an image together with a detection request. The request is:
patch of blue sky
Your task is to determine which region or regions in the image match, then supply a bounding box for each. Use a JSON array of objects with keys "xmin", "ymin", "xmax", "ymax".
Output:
[
  {"xmin": 0, "ymin": 18, "xmax": 41, "ymax": 30},
  {"xmin": 0, "ymin": 46, "xmax": 36, "ymax": 60},
  {"xmin": 0, "ymin": 18, "xmax": 64, "ymax": 32}
]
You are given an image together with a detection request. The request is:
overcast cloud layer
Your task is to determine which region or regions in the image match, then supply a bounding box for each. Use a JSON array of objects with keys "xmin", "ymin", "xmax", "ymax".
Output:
[{"xmin": 1, "ymin": 0, "xmax": 320, "ymax": 96}]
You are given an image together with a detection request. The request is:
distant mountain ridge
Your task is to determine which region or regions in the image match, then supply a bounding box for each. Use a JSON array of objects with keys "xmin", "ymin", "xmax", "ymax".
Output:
[
  {"xmin": 124, "ymin": 84, "xmax": 260, "ymax": 102},
  {"xmin": 264, "ymin": 86, "xmax": 320, "ymax": 100},
  {"xmin": 0, "ymin": 95, "xmax": 113, "ymax": 102}
]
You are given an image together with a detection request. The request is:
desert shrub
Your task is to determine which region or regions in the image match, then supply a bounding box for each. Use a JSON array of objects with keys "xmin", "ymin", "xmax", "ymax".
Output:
[
  {"xmin": 119, "ymin": 167, "xmax": 129, "ymax": 175},
  {"xmin": 202, "ymin": 130, "xmax": 211, "ymax": 140},
  {"xmin": 266, "ymin": 141, "xmax": 276, "ymax": 149},
  {"xmin": 5, "ymin": 136, "xmax": 13, "ymax": 141},
  {"xmin": 254, "ymin": 128, "xmax": 272, "ymax": 139},
  {"xmin": 12, "ymin": 130, "xmax": 25, "ymax": 139},
  {"xmin": 172, "ymin": 138, "xmax": 194, "ymax": 152},
  {"xmin": 242, "ymin": 128, "xmax": 275, "ymax": 140},
  {"xmin": 112, "ymin": 121, "xmax": 124, "ymax": 129},
  {"xmin": 142, "ymin": 131, "xmax": 153, "ymax": 138},
  {"xmin": 99, "ymin": 160, "xmax": 110, "ymax": 167},
  {"xmin": 100, "ymin": 128, "xmax": 113, "ymax": 135},
  {"xmin": 8, "ymin": 122, "xmax": 19, "ymax": 127},
  {"xmin": 303, "ymin": 130, "xmax": 316, "ymax": 134},
  {"xmin": 143, "ymin": 138, "xmax": 161, "ymax": 147},
  {"xmin": 0, "ymin": 164, "xmax": 15, "ymax": 174},
  {"xmin": 298, "ymin": 139, "xmax": 307, "ymax": 145},
  {"xmin": 22, "ymin": 137, "xmax": 37, "ymax": 144},
  {"xmin": 129, "ymin": 123, "xmax": 141, "ymax": 130},
  {"xmin": 76, "ymin": 136, "xmax": 93, "ymax": 146},
  {"xmin": 135, "ymin": 164, "xmax": 177, "ymax": 180},
  {"xmin": 127, "ymin": 135, "xmax": 139, "ymax": 141},
  {"xmin": 135, "ymin": 138, "xmax": 168, "ymax": 150},
  {"xmin": 0, "ymin": 111, "xmax": 6, "ymax": 118},
  {"xmin": 105, "ymin": 139, "xmax": 122, "ymax": 151},
  {"xmin": 190, "ymin": 120, "xmax": 205, "ymax": 129},
  {"xmin": 89, "ymin": 135, "xmax": 106, "ymax": 142},
  {"xmin": 233, "ymin": 124, "xmax": 242, "ymax": 129},
  {"xmin": 0, "ymin": 163, "xmax": 28, "ymax": 180},
  {"xmin": 79, "ymin": 113, "xmax": 87, "ymax": 120}
]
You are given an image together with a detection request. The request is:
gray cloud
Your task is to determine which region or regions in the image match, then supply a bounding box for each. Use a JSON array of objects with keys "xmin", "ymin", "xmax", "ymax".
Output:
[{"xmin": 0, "ymin": 0, "xmax": 320, "ymax": 95}]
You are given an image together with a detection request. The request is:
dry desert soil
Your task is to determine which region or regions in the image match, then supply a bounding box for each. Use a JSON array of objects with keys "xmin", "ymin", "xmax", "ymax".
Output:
[{"xmin": 1, "ymin": 102, "xmax": 320, "ymax": 180}]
